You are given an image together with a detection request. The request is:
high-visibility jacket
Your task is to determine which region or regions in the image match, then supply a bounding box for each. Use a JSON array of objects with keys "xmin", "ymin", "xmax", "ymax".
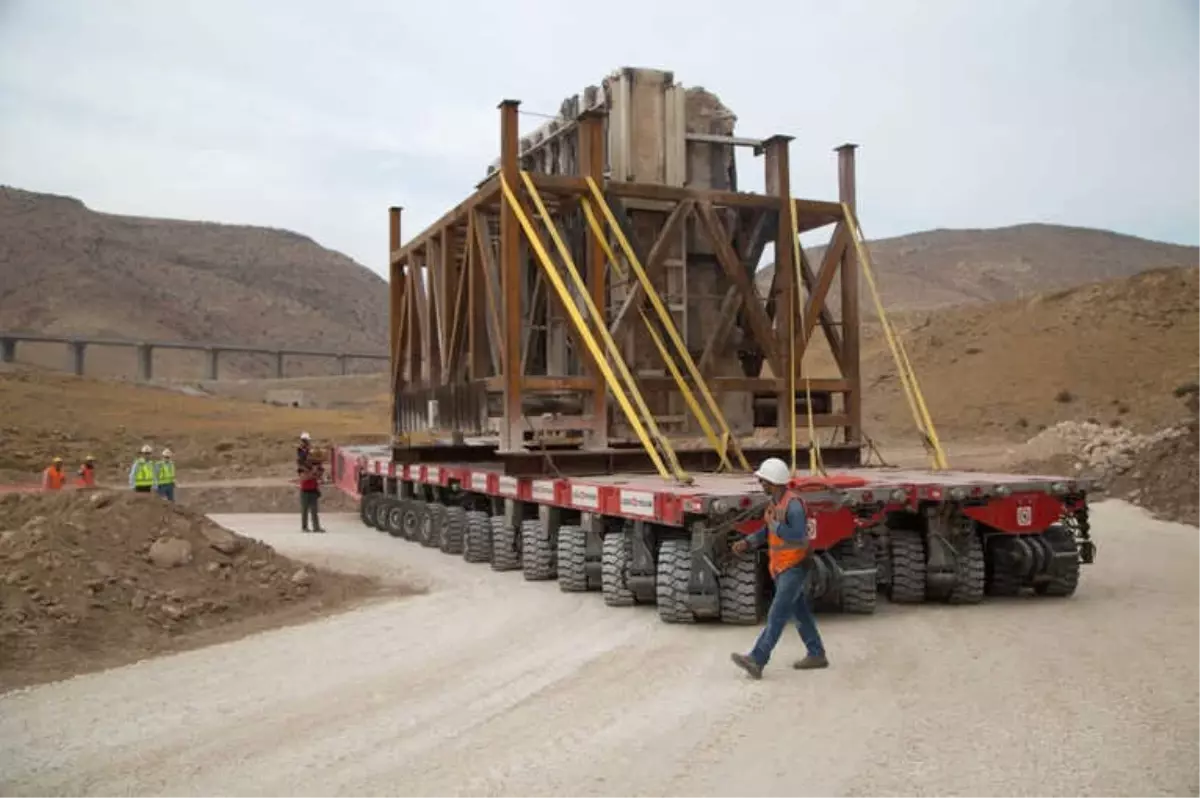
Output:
[
  {"xmin": 763, "ymin": 489, "xmax": 810, "ymax": 579},
  {"xmin": 129, "ymin": 458, "xmax": 155, "ymax": 489},
  {"xmin": 77, "ymin": 464, "xmax": 96, "ymax": 487},
  {"xmin": 156, "ymin": 460, "xmax": 176, "ymax": 486},
  {"xmin": 42, "ymin": 466, "xmax": 66, "ymax": 490}
]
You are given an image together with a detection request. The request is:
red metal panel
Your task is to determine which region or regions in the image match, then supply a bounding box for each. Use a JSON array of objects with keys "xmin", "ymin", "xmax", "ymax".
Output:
[{"xmin": 964, "ymin": 493, "xmax": 1066, "ymax": 534}]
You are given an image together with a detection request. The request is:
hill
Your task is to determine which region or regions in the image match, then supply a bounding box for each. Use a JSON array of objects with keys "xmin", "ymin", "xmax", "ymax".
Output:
[
  {"xmin": 860, "ymin": 265, "xmax": 1200, "ymax": 446},
  {"xmin": 0, "ymin": 186, "xmax": 388, "ymax": 378},
  {"xmin": 757, "ymin": 222, "xmax": 1198, "ymax": 313}
]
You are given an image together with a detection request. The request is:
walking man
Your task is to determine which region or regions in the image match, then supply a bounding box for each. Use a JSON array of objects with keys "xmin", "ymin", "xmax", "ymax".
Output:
[
  {"xmin": 730, "ymin": 457, "xmax": 828, "ymax": 679},
  {"xmin": 299, "ymin": 453, "xmax": 325, "ymax": 533},
  {"xmin": 42, "ymin": 457, "xmax": 66, "ymax": 491},
  {"xmin": 155, "ymin": 448, "xmax": 176, "ymax": 502},
  {"xmin": 129, "ymin": 445, "xmax": 156, "ymax": 494}
]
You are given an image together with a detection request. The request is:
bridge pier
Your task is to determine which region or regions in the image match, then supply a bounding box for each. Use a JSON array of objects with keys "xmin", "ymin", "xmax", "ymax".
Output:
[
  {"xmin": 137, "ymin": 344, "xmax": 153, "ymax": 382},
  {"xmin": 338, "ymin": 354, "xmax": 348, "ymax": 376},
  {"xmin": 1, "ymin": 338, "xmax": 15, "ymax": 364},
  {"xmin": 275, "ymin": 351, "xmax": 285, "ymax": 379},
  {"xmin": 70, "ymin": 340, "xmax": 87, "ymax": 376},
  {"xmin": 207, "ymin": 348, "xmax": 220, "ymax": 381}
]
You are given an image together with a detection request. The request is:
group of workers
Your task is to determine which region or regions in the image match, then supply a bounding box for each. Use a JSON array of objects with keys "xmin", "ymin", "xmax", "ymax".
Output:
[{"xmin": 41, "ymin": 445, "xmax": 177, "ymax": 501}]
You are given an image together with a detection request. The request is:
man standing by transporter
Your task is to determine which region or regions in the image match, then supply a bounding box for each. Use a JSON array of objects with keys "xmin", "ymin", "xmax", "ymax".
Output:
[{"xmin": 730, "ymin": 457, "xmax": 828, "ymax": 679}]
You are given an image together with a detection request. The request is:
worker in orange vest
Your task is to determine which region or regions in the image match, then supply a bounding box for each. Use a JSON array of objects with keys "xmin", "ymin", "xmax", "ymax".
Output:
[
  {"xmin": 77, "ymin": 455, "xmax": 97, "ymax": 487},
  {"xmin": 729, "ymin": 457, "xmax": 828, "ymax": 679},
  {"xmin": 42, "ymin": 457, "xmax": 67, "ymax": 491}
]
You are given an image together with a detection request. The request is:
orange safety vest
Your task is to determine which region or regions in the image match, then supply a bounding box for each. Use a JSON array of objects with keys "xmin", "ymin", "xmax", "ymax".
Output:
[
  {"xmin": 764, "ymin": 489, "xmax": 809, "ymax": 578},
  {"xmin": 77, "ymin": 464, "xmax": 96, "ymax": 487},
  {"xmin": 42, "ymin": 466, "xmax": 66, "ymax": 491}
]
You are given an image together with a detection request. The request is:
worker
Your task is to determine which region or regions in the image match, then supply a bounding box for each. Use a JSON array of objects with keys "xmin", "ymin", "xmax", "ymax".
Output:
[
  {"xmin": 729, "ymin": 457, "xmax": 828, "ymax": 679},
  {"xmin": 42, "ymin": 457, "xmax": 66, "ymax": 491},
  {"xmin": 299, "ymin": 452, "xmax": 325, "ymax": 533},
  {"xmin": 155, "ymin": 448, "xmax": 176, "ymax": 502},
  {"xmin": 77, "ymin": 455, "xmax": 97, "ymax": 488},
  {"xmin": 129, "ymin": 445, "xmax": 156, "ymax": 494},
  {"xmin": 297, "ymin": 431, "xmax": 312, "ymax": 468}
]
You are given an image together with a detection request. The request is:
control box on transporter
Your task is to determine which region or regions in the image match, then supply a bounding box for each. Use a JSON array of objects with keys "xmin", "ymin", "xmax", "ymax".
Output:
[{"xmin": 335, "ymin": 68, "xmax": 1095, "ymax": 625}]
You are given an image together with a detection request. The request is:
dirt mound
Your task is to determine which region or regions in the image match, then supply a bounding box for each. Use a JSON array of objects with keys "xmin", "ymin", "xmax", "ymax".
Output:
[{"xmin": 0, "ymin": 490, "xmax": 382, "ymax": 692}]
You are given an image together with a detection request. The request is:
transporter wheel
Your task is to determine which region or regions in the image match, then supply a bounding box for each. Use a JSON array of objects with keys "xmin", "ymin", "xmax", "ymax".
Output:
[
  {"xmin": 401, "ymin": 500, "xmax": 423, "ymax": 542},
  {"xmin": 463, "ymin": 511, "xmax": 492, "ymax": 563},
  {"xmin": 887, "ymin": 528, "xmax": 927, "ymax": 603},
  {"xmin": 829, "ymin": 538, "xmax": 878, "ymax": 615},
  {"xmin": 521, "ymin": 518, "xmax": 556, "ymax": 581},
  {"xmin": 359, "ymin": 493, "xmax": 377, "ymax": 527},
  {"xmin": 385, "ymin": 500, "xmax": 406, "ymax": 538},
  {"xmin": 556, "ymin": 524, "xmax": 588, "ymax": 592},
  {"xmin": 946, "ymin": 529, "xmax": 985, "ymax": 605},
  {"xmin": 984, "ymin": 535, "xmax": 1024, "ymax": 596},
  {"xmin": 490, "ymin": 516, "xmax": 521, "ymax": 571},
  {"xmin": 417, "ymin": 503, "xmax": 440, "ymax": 548},
  {"xmin": 655, "ymin": 538, "xmax": 695, "ymax": 624},
  {"xmin": 440, "ymin": 506, "xmax": 466, "ymax": 555},
  {"xmin": 1034, "ymin": 524, "xmax": 1081, "ymax": 597},
  {"xmin": 719, "ymin": 544, "xmax": 761, "ymax": 624},
  {"xmin": 373, "ymin": 497, "xmax": 390, "ymax": 531},
  {"xmin": 601, "ymin": 531, "xmax": 635, "ymax": 607}
]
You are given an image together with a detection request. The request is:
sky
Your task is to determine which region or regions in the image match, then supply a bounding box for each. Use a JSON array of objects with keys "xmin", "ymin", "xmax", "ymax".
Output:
[{"xmin": 0, "ymin": 0, "xmax": 1196, "ymax": 277}]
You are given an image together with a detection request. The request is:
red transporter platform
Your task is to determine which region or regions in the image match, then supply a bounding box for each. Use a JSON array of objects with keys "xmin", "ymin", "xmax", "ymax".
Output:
[{"xmin": 333, "ymin": 445, "xmax": 1095, "ymax": 624}]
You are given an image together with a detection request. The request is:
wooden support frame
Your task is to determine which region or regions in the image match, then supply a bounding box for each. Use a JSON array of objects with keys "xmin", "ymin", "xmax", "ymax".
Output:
[{"xmin": 385, "ymin": 97, "xmax": 866, "ymax": 468}]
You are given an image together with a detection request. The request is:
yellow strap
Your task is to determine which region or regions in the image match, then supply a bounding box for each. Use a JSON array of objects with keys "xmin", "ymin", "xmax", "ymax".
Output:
[
  {"xmin": 841, "ymin": 203, "xmax": 949, "ymax": 470},
  {"xmin": 507, "ymin": 172, "xmax": 690, "ymax": 483},
  {"xmin": 579, "ymin": 194, "xmax": 746, "ymax": 473},
  {"xmin": 785, "ymin": 198, "xmax": 825, "ymax": 476}
]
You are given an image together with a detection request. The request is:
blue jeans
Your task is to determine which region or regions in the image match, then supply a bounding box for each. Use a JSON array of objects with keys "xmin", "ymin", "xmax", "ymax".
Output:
[
  {"xmin": 157, "ymin": 483, "xmax": 175, "ymax": 502},
  {"xmin": 749, "ymin": 563, "xmax": 825, "ymax": 667}
]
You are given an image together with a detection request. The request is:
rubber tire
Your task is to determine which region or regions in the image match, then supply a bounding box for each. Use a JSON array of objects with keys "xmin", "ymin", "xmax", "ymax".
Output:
[
  {"xmin": 946, "ymin": 530, "xmax": 985, "ymax": 605},
  {"xmin": 601, "ymin": 531, "xmax": 635, "ymax": 607},
  {"xmin": 463, "ymin": 511, "xmax": 492, "ymax": 563},
  {"xmin": 440, "ymin": 506, "xmax": 466, "ymax": 555},
  {"xmin": 1034, "ymin": 524, "xmax": 1081, "ymax": 597},
  {"xmin": 417, "ymin": 503, "xmax": 440, "ymax": 548},
  {"xmin": 829, "ymin": 538, "xmax": 878, "ymax": 614},
  {"xmin": 888, "ymin": 528, "xmax": 927, "ymax": 603},
  {"xmin": 521, "ymin": 518, "xmax": 556, "ymax": 581},
  {"xmin": 359, "ymin": 493, "xmax": 377, "ymax": 527},
  {"xmin": 719, "ymin": 548, "xmax": 761, "ymax": 624},
  {"xmin": 557, "ymin": 524, "xmax": 588, "ymax": 592},
  {"xmin": 401, "ymin": 500, "xmax": 423, "ymax": 543},
  {"xmin": 655, "ymin": 538, "xmax": 695, "ymax": 623},
  {"xmin": 385, "ymin": 500, "xmax": 406, "ymax": 538},
  {"xmin": 490, "ymin": 516, "xmax": 520, "ymax": 571},
  {"xmin": 373, "ymin": 497, "xmax": 390, "ymax": 532}
]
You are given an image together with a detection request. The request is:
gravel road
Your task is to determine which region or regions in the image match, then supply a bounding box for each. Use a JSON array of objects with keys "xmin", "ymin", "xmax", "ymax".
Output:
[{"xmin": 1, "ymin": 500, "xmax": 1196, "ymax": 796}]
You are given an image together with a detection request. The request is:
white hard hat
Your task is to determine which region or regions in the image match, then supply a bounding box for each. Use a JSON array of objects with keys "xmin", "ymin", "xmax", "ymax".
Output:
[
  {"xmin": 162, "ymin": 448, "xmax": 173, "ymax": 458},
  {"xmin": 754, "ymin": 457, "xmax": 791, "ymax": 486},
  {"xmin": 299, "ymin": 432, "xmax": 311, "ymax": 441},
  {"xmin": 140, "ymin": 444, "xmax": 152, "ymax": 454}
]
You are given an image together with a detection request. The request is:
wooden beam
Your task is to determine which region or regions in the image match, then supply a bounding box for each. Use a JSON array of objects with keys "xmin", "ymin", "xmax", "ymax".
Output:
[
  {"xmin": 391, "ymin": 177, "xmax": 500, "ymax": 265},
  {"xmin": 607, "ymin": 198, "xmax": 693, "ymax": 342},
  {"xmin": 798, "ymin": 223, "xmax": 848, "ymax": 370},
  {"xmin": 499, "ymin": 99, "xmax": 523, "ymax": 450},
  {"xmin": 694, "ymin": 200, "xmax": 782, "ymax": 376},
  {"xmin": 472, "ymin": 209, "xmax": 503, "ymax": 375}
]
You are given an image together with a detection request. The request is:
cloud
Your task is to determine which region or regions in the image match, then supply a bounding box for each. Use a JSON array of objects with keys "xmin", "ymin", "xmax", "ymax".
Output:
[{"xmin": 0, "ymin": 0, "xmax": 1195, "ymax": 276}]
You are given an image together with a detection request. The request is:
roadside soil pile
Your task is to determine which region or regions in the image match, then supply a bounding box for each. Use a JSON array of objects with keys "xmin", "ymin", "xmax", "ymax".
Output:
[
  {"xmin": 0, "ymin": 490, "xmax": 384, "ymax": 692},
  {"xmin": 1016, "ymin": 387, "xmax": 1198, "ymax": 525}
]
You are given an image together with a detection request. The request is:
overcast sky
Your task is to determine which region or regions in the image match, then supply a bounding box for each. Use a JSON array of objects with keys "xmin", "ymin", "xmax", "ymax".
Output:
[{"xmin": 1, "ymin": 0, "xmax": 1196, "ymax": 277}]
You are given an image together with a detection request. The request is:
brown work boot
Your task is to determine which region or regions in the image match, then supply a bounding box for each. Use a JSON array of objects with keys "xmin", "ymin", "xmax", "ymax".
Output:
[
  {"xmin": 730, "ymin": 653, "xmax": 763, "ymax": 680},
  {"xmin": 793, "ymin": 654, "xmax": 829, "ymax": 670}
]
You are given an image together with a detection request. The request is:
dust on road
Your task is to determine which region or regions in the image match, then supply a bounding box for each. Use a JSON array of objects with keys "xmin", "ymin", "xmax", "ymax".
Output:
[{"xmin": 1, "ymin": 501, "xmax": 1196, "ymax": 796}]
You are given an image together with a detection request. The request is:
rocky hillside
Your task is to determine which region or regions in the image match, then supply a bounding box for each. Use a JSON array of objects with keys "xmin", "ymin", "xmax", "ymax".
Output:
[
  {"xmin": 758, "ymin": 222, "xmax": 1198, "ymax": 313},
  {"xmin": 859, "ymin": 265, "xmax": 1200, "ymax": 443},
  {"xmin": 0, "ymin": 186, "xmax": 388, "ymax": 376}
]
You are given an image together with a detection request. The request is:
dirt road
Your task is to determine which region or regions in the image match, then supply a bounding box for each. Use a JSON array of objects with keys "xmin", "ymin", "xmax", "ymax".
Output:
[{"xmin": 1, "ymin": 501, "xmax": 1196, "ymax": 796}]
